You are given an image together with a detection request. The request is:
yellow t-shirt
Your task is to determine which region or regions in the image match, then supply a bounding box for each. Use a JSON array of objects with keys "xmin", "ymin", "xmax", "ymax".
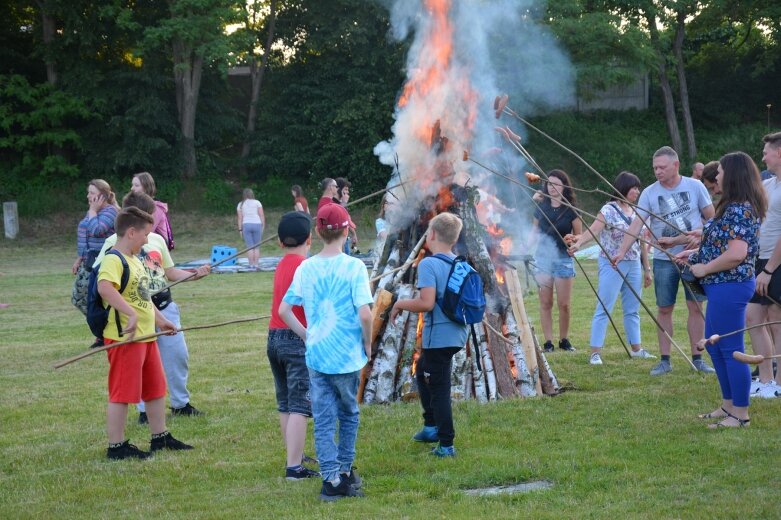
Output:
[
  {"xmin": 94, "ymin": 233, "xmax": 173, "ymax": 294},
  {"xmin": 97, "ymin": 252, "xmax": 155, "ymax": 341}
]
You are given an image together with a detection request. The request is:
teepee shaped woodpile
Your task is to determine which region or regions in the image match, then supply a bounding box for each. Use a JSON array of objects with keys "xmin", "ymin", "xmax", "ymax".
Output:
[{"xmin": 360, "ymin": 183, "xmax": 559, "ymax": 405}]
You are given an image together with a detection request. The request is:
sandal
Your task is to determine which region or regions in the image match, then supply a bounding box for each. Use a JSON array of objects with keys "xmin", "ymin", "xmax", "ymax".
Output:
[
  {"xmin": 698, "ymin": 407, "xmax": 728, "ymax": 419},
  {"xmin": 707, "ymin": 411, "xmax": 750, "ymax": 429}
]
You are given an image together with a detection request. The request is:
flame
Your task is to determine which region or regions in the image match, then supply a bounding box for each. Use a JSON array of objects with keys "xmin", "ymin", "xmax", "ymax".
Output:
[
  {"xmin": 495, "ymin": 269, "xmax": 505, "ymax": 285},
  {"xmin": 500, "ymin": 237, "xmax": 513, "ymax": 256}
]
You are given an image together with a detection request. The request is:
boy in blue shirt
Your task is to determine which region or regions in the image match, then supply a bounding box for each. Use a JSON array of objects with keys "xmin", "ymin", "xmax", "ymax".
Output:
[
  {"xmin": 279, "ymin": 203, "xmax": 373, "ymax": 501},
  {"xmin": 390, "ymin": 212, "xmax": 469, "ymax": 457}
]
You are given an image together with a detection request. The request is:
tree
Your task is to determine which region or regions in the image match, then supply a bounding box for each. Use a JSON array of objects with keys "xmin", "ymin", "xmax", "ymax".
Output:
[
  {"xmin": 234, "ymin": 0, "xmax": 278, "ymax": 172},
  {"xmin": 138, "ymin": 0, "xmax": 240, "ymax": 179}
]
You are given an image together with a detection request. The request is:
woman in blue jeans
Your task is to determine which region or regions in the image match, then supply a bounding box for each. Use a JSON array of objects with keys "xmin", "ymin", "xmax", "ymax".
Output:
[
  {"xmin": 568, "ymin": 172, "xmax": 654, "ymax": 365},
  {"xmin": 676, "ymin": 152, "xmax": 765, "ymax": 428}
]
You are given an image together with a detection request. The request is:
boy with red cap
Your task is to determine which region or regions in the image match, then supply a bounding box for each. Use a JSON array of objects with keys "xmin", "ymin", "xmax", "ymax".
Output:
[{"xmin": 279, "ymin": 203, "xmax": 373, "ymax": 501}]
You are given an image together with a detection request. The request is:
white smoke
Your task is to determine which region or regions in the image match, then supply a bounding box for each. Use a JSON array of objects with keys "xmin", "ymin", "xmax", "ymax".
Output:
[{"xmin": 375, "ymin": 0, "xmax": 575, "ymax": 243}]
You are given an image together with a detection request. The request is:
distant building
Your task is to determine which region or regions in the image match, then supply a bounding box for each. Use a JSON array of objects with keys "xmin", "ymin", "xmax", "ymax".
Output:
[{"xmin": 576, "ymin": 72, "xmax": 649, "ymax": 112}]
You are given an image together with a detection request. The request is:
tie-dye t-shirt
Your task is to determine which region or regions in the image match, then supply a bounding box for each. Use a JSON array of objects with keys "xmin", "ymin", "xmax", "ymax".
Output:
[{"xmin": 283, "ymin": 253, "xmax": 373, "ymax": 374}]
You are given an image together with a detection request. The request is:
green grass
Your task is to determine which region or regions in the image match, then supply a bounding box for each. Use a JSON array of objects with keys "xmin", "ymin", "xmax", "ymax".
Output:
[{"xmin": 2, "ymin": 211, "xmax": 781, "ymax": 519}]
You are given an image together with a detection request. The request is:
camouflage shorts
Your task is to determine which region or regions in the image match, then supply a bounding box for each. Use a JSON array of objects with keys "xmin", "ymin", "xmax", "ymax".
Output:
[{"xmin": 71, "ymin": 264, "xmax": 90, "ymax": 316}]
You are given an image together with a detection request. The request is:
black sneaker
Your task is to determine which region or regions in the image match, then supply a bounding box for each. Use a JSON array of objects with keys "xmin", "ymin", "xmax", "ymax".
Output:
[
  {"xmin": 340, "ymin": 467, "xmax": 362, "ymax": 489},
  {"xmin": 543, "ymin": 340, "xmax": 554, "ymax": 353},
  {"xmin": 89, "ymin": 338, "xmax": 104, "ymax": 349},
  {"xmin": 286, "ymin": 465, "xmax": 321, "ymax": 480},
  {"xmin": 558, "ymin": 338, "xmax": 576, "ymax": 352},
  {"xmin": 107, "ymin": 440, "xmax": 151, "ymax": 460},
  {"xmin": 171, "ymin": 403, "xmax": 203, "ymax": 416},
  {"xmin": 319, "ymin": 478, "xmax": 364, "ymax": 502},
  {"xmin": 150, "ymin": 431, "xmax": 194, "ymax": 452},
  {"xmin": 138, "ymin": 412, "xmax": 148, "ymax": 425}
]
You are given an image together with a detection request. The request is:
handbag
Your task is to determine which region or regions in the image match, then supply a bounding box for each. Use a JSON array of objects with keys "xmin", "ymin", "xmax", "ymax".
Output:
[{"xmin": 680, "ymin": 264, "xmax": 705, "ymax": 296}]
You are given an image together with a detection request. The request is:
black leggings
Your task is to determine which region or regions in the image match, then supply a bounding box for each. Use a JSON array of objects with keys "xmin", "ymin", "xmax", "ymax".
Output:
[{"xmin": 417, "ymin": 347, "xmax": 462, "ymax": 447}]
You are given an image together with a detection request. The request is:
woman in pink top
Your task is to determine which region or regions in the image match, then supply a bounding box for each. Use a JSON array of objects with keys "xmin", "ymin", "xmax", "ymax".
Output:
[{"xmin": 130, "ymin": 172, "xmax": 175, "ymax": 250}]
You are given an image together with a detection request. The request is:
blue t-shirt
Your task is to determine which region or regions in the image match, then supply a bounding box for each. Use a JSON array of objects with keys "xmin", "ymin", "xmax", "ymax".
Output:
[
  {"xmin": 283, "ymin": 253, "xmax": 373, "ymax": 374},
  {"xmin": 418, "ymin": 254, "xmax": 470, "ymax": 349}
]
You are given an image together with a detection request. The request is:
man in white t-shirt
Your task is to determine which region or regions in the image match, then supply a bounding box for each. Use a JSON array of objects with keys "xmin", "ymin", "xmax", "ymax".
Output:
[
  {"xmin": 747, "ymin": 131, "xmax": 781, "ymax": 398},
  {"xmin": 613, "ymin": 146, "xmax": 716, "ymax": 375}
]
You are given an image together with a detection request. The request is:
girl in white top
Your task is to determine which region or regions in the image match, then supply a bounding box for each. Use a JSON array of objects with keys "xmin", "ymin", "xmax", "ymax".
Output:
[{"xmin": 237, "ymin": 188, "xmax": 266, "ymax": 270}]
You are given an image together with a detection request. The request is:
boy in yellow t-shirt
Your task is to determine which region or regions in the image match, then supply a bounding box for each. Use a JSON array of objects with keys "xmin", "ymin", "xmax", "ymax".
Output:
[{"xmin": 98, "ymin": 207, "xmax": 193, "ymax": 460}]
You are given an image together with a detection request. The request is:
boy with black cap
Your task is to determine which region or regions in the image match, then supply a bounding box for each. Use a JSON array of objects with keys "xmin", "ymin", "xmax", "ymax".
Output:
[
  {"xmin": 267, "ymin": 211, "xmax": 320, "ymax": 480},
  {"xmin": 279, "ymin": 203, "xmax": 373, "ymax": 501}
]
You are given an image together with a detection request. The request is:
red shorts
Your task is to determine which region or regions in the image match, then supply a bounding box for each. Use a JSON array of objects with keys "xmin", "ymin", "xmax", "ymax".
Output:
[{"xmin": 105, "ymin": 339, "xmax": 167, "ymax": 404}]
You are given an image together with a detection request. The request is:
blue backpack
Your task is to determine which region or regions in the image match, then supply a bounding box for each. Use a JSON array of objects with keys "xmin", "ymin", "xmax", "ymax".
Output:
[
  {"xmin": 432, "ymin": 254, "xmax": 486, "ymax": 325},
  {"xmin": 86, "ymin": 250, "xmax": 130, "ymax": 340},
  {"xmin": 431, "ymin": 254, "xmax": 487, "ymax": 370}
]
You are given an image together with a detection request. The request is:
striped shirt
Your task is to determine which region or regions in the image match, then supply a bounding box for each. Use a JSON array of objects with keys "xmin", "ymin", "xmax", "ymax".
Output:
[{"xmin": 76, "ymin": 205, "xmax": 118, "ymax": 258}]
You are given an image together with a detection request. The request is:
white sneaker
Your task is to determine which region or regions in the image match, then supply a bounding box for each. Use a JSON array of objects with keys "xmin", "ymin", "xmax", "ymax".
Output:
[
  {"xmin": 589, "ymin": 352, "xmax": 603, "ymax": 365},
  {"xmin": 750, "ymin": 378, "xmax": 763, "ymax": 395},
  {"xmin": 630, "ymin": 348, "xmax": 657, "ymax": 359},
  {"xmin": 756, "ymin": 381, "xmax": 779, "ymax": 399}
]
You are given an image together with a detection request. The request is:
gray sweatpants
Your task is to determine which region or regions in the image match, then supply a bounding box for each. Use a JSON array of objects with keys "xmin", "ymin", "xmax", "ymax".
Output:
[{"xmin": 138, "ymin": 302, "xmax": 191, "ymax": 411}]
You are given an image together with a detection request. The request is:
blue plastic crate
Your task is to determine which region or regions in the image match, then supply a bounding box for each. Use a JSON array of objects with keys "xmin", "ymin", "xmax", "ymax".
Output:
[{"xmin": 211, "ymin": 245, "xmax": 237, "ymax": 266}]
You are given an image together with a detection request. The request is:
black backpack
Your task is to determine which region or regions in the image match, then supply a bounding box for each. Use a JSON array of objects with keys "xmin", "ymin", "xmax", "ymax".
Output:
[{"xmin": 86, "ymin": 250, "xmax": 130, "ymax": 339}]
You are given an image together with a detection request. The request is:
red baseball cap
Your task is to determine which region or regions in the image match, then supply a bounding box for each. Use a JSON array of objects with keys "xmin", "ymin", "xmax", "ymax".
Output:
[{"xmin": 316, "ymin": 203, "xmax": 355, "ymax": 231}]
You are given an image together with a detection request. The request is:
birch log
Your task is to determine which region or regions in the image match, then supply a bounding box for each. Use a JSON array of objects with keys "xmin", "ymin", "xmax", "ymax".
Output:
[
  {"xmin": 469, "ymin": 328, "xmax": 488, "ymax": 403},
  {"xmin": 459, "ymin": 187, "xmax": 498, "ymax": 293},
  {"xmin": 363, "ymin": 285, "xmax": 413, "ymax": 404},
  {"xmin": 450, "ymin": 346, "xmax": 468, "ymax": 401},
  {"xmin": 503, "ymin": 309, "xmax": 537, "ymax": 397},
  {"xmin": 477, "ymin": 324, "xmax": 497, "ymax": 401},
  {"xmin": 391, "ymin": 233, "xmax": 427, "ymax": 287},
  {"xmin": 378, "ymin": 246, "xmax": 401, "ymax": 288}
]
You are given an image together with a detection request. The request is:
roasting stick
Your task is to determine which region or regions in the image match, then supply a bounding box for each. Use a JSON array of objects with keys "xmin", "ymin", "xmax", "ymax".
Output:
[
  {"xmin": 696, "ymin": 321, "xmax": 781, "ymax": 351},
  {"xmin": 468, "ymin": 155, "xmax": 698, "ymax": 369},
  {"xmin": 55, "ymin": 316, "xmax": 271, "ymax": 369},
  {"xmin": 494, "ymin": 109, "xmax": 713, "ymax": 343},
  {"xmin": 152, "ymin": 180, "xmax": 410, "ymax": 296}
]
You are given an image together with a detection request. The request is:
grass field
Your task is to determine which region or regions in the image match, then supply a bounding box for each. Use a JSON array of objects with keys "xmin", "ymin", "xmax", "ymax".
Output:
[{"xmin": 2, "ymin": 210, "xmax": 781, "ymax": 519}]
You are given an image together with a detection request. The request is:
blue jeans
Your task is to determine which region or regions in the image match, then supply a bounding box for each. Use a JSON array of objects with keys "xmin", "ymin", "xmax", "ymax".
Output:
[
  {"xmin": 308, "ymin": 368, "xmax": 361, "ymax": 482},
  {"xmin": 590, "ymin": 257, "xmax": 642, "ymax": 348},
  {"xmin": 653, "ymin": 259, "xmax": 707, "ymax": 307},
  {"xmin": 704, "ymin": 281, "xmax": 754, "ymax": 407}
]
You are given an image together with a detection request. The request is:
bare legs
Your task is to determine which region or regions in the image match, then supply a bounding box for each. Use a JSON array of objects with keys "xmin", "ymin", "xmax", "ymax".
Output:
[
  {"xmin": 279, "ymin": 412, "xmax": 307, "ymax": 467},
  {"xmin": 536, "ymin": 273, "xmax": 573, "ymax": 343}
]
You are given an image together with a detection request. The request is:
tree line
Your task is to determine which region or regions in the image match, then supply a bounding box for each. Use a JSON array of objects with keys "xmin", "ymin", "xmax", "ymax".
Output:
[{"xmin": 1, "ymin": 0, "xmax": 779, "ymax": 215}]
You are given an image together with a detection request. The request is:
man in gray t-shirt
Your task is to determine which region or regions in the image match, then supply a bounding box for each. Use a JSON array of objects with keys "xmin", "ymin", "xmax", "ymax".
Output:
[{"xmin": 614, "ymin": 146, "xmax": 715, "ymax": 375}]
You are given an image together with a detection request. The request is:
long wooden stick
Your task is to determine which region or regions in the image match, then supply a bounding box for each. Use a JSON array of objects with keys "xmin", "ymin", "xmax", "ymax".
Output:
[
  {"xmin": 470, "ymin": 156, "xmax": 696, "ymax": 369},
  {"xmin": 369, "ymin": 260, "xmax": 415, "ymax": 284},
  {"xmin": 54, "ymin": 315, "xmax": 271, "ymax": 369},
  {"xmin": 152, "ymin": 181, "xmax": 407, "ymax": 296}
]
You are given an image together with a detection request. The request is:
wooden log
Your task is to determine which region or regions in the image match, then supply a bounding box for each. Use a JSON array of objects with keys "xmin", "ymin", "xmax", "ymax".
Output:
[
  {"xmin": 364, "ymin": 285, "xmax": 413, "ymax": 404},
  {"xmin": 469, "ymin": 327, "xmax": 488, "ymax": 403},
  {"xmin": 450, "ymin": 346, "xmax": 468, "ymax": 401},
  {"xmin": 458, "ymin": 187, "xmax": 498, "ymax": 293},
  {"xmin": 505, "ymin": 268, "xmax": 542, "ymax": 395},
  {"xmin": 531, "ymin": 330, "xmax": 559, "ymax": 395},
  {"xmin": 395, "ymin": 308, "xmax": 420, "ymax": 401},
  {"xmin": 357, "ymin": 288, "xmax": 395, "ymax": 403},
  {"xmin": 378, "ymin": 245, "xmax": 401, "ymax": 289},
  {"xmin": 475, "ymin": 323, "xmax": 497, "ymax": 401},
  {"xmin": 391, "ymin": 233, "xmax": 427, "ymax": 287},
  {"xmin": 502, "ymin": 308, "xmax": 537, "ymax": 397},
  {"xmin": 484, "ymin": 313, "xmax": 518, "ymax": 398}
]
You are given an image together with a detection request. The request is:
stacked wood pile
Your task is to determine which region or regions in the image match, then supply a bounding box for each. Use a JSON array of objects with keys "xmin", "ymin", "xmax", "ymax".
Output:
[{"xmin": 360, "ymin": 184, "xmax": 559, "ymax": 404}]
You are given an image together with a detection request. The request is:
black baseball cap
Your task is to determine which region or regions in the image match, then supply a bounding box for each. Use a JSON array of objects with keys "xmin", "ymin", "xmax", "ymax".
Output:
[{"xmin": 278, "ymin": 211, "xmax": 312, "ymax": 247}]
